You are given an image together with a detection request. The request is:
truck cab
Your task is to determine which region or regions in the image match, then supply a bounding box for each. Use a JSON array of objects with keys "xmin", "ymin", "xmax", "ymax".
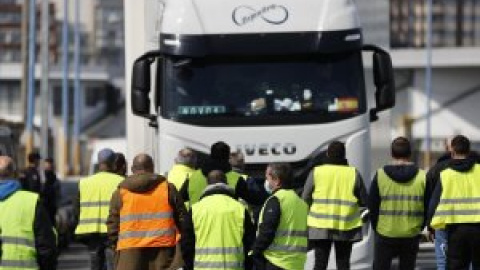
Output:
[{"xmin": 125, "ymin": 0, "xmax": 395, "ymax": 268}]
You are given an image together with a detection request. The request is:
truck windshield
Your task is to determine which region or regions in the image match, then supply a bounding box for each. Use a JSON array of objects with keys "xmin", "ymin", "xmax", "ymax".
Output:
[{"xmin": 161, "ymin": 52, "xmax": 366, "ymax": 126}]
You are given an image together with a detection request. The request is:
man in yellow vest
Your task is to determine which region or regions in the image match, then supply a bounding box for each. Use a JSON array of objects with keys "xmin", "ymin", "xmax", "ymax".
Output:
[
  {"xmin": 181, "ymin": 170, "xmax": 255, "ymax": 270},
  {"xmin": 0, "ymin": 156, "xmax": 57, "ymax": 270},
  {"xmin": 180, "ymin": 141, "xmax": 258, "ymax": 205},
  {"xmin": 167, "ymin": 148, "xmax": 196, "ymax": 191},
  {"xmin": 368, "ymin": 137, "xmax": 428, "ymax": 269},
  {"xmin": 73, "ymin": 148, "xmax": 124, "ymax": 270},
  {"xmin": 301, "ymin": 141, "xmax": 368, "ymax": 270},
  {"xmin": 429, "ymin": 135, "xmax": 480, "ymax": 269},
  {"xmin": 251, "ymin": 163, "xmax": 308, "ymax": 270},
  {"xmin": 107, "ymin": 153, "xmax": 187, "ymax": 270}
]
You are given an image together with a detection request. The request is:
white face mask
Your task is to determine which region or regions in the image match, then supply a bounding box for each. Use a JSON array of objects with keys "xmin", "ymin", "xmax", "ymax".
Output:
[{"xmin": 264, "ymin": 180, "xmax": 274, "ymax": 194}]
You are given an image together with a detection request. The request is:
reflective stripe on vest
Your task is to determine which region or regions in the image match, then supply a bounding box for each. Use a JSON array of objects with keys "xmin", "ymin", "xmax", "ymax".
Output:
[
  {"xmin": 308, "ymin": 165, "xmax": 362, "ymax": 231},
  {"xmin": 261, "ymin": 190, "xmax": 308, "ymax": 270},
  {"xmin": 376, "ymin": 168, "xmax": 426, "ymax": 238},
  {"xmin": 188, "ymin": 170, "xmax": 242, "ymax": 205},
  {"xmin": 431, "ymin": 165, "xmax": 480, "ymax": 229},
  {"xmin": 167, "ymin": 164, "xmax": 195, "ymax": 191},
  {"xmin": 0, "ymin": 190, "xmax": 39, "ymax": 270},
  {"xmin": 0, "ymin": 260, "xmax": 38, "ymax": 269},
  {"xmin": 194, "ymin": 261, "xmax": 244, "ymax": 269},
  {"xmin": 193, "ymin": 194, "xmax": 245, "ymax": 270},
  {"xmin": 75, "ymin": 172, "xmax": 123, "ymax": 235},
  {"xmin": 117, "ymin": 180, "xmax": 176, "ymax": 250}
]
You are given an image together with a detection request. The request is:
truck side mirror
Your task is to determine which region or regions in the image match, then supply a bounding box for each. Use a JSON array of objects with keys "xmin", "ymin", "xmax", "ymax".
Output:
[
  {"xmin": 131, "ymin": 58, "xmax": 153, "ymax": 116},
  {"xmin": 130, "ymin": 51, "xmax": 163, "ymax": 123},
  {"xmin": 363, "ymin": 45, "xmax": 396, "ymax": 121},
  {"xmin": 372, "ymin": 50, "xmax": 395, "ymax": 111}
]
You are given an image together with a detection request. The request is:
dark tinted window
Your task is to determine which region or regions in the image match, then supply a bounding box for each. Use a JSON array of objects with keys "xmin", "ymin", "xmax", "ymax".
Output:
[{"xmin": 161, "ymin": 52, "xmax": 366, "ymax": 126}]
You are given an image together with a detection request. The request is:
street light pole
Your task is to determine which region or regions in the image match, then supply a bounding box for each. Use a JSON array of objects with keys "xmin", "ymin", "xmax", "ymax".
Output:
[
  {"xmin": 424, "ymin": 0, "xmax": 433, "ymax": 168},
  {"xmin": 25, "ymin": 0, "xmax": 37, "ymax": 161},
  {"xmin": 73, "ymin": 0, "xmax": 81, "ymax": 174},
  {"xmin": 61, "ymin": 0, "xmax": 70, "ymax": 175},
  {"xmin": 40, "ymin": 0, "xmax": 50, "ymax": 159}
]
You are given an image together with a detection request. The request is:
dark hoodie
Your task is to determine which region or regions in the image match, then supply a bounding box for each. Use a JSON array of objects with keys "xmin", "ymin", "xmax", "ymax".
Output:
[
  {"xmin": 180, "ymin": 158, "xmax": 262, "ymax": 205},
  {"xmin": 107, "ymin": 173, "xmax": 187, "ymax": 249},
  {"xmin": 181, "ymin": 183, "xmax": 255, "ymax": 270},
  {"xmin": 368, "ymin": 164, "xmax": 430, "ymax": 234},
  {"xmin": 0, "ymin": 180, "xmax": 57, "ymax": 270},
  {"xmin": 427, "ymin": 158, "xmax": 477, "ymax": 227}
]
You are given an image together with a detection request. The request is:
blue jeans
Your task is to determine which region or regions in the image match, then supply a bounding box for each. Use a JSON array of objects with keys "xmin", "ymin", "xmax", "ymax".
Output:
[{"xmin": 435, "ymin": 229, "xmax": 447, "ymax": 270}]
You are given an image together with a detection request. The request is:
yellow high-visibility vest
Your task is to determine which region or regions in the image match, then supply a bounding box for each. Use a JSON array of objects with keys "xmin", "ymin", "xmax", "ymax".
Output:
[
  {"xmin": 307, "ymin": 165, "xmax": 362, "ymax": 231},
  {"xmin": 75, "ymin": 171, "xmax": 123, "ymax": 235},
  {"xmin": 167, "ymin": 164, "xmax": 195, "ymax": 191},
  {"xmin": 260, "ymin": 189, "xmax": 308, "ymax": 270},
  {"xmin": 377, "ymin": 168, "xmax": 426, "ymax": 238},
  {"xmin": 192, "ymin": 194, "xmax": 245, "ymax": 270},
  {"xmin": 188, "ymin": 170, "xmax": 241, "ymax": 205},
  {"xmin": 431, "ymin": 164, "xmax": 480, "ymax": 229},
  {"xmin": 0, "ymin": 190, "xmax": 39, "ymax": 270}
]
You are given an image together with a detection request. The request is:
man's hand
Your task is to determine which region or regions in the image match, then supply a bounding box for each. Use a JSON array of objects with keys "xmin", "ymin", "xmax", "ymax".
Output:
[{"xmin": 426, "ymin": 229, "xmax": 435, "ymax": 242}]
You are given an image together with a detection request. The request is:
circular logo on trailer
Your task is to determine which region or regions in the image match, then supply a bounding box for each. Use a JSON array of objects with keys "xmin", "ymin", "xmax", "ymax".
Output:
[{"xmin": 232, "ymin": 4, "xmax": 289, "ymax": 26}]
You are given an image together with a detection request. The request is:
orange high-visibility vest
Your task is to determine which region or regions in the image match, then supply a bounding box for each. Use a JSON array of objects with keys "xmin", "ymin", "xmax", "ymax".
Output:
[{"xmin": 117, "ymin": 181, "xmax": 176, "ymax": 250}]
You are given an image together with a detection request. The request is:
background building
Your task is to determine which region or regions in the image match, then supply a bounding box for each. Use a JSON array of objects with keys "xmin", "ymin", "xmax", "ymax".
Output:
[
  {"xmin": 358, "ymin": 0, "xmax": 480, "ymax": 166},
  {"xmin": 0, "ymin": 0, "xmax": 125, "ymax": 172},
  {"xmin": 389, "ymin": 1, "xmax": 480, "ymax": 165}
]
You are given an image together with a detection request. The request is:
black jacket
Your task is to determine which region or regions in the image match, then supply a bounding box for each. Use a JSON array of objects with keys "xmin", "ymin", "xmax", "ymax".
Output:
[
  {"xmin": 181, "ymin": 183, "xmax": 255, "ymax": 270},
  {"xmin": 427, "ymin": 158, "xmax": 478, "ymax": 227},
  {"xmin": 42, "ymin": 170, "xmax": 60, "ymax": 224},
  {"xmin": 34, "ymin": 200, "xmax": 58, "ymax": 270},
  {"xmin": 427, "ymin": 151, "xmax": 480, "ymax": 198},
  {"xmin": 369, "ymin": 164, "xmax": 430, "ymax": 234},
  {"xmin": 19, "ymin": 166, "xmax": 42, "ymax": 194},
  {"xmin": 180, "ymin": 158, "xmax": 263, "ymax": 205},
  {"xmin": 250, "ymin": 190, "xmax": 282, "ymax": 257}
]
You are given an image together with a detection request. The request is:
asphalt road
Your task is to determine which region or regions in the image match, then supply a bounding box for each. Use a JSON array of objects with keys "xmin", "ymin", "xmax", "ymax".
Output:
[{"xmin": 58, "ymin": 243, "xmax": 437, "ymax": 270}]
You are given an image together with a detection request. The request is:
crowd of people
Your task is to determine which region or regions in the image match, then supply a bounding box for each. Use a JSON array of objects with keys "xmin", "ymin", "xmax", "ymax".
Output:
[{"xmin": 0, "ymin": 134, "xmax": 479, "ymax": 270}]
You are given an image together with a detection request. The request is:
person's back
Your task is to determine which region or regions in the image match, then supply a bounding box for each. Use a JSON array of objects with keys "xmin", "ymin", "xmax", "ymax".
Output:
[
  {"xmin": 302, "ymin": 141, "xmax": 367, "ymax": 270},
  {"xmin": 192, "ymin": 191, "xmax": 246, "ymax": 268},
  {"xmin": 0, "ymin": 156, "xmax": 57, "ymax": 270},
  {"xmin": 369, "ymin": 137, "xmax": 427, "ymax": 270},
  {"xmin": 429, "ymin": 135, "xmax": 480, "ymax": 269},
  {"xmin": 0, "ymin": 188, "xmax": 39, "ymax": 268},
  {"xmin": 107, "ymin": 153, "xmax": 187, "ymax": 270},
  {"xmin": 74, "ymin": 148, "xmax": 123, "ymax": 270},
  {"xmin": 75, "ymin": 171, "xmax": 123, "ymax": 234},
  {"xmin": 42, "ymin": 158, "xmax": 60, "ymax": 225},
  {"xmin": 181, "ymin": 170, "xmax": 254, "ymax": 270}
]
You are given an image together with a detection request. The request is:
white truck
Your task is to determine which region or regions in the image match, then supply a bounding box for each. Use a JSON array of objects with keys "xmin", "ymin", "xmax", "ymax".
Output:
[{"xmin": 124, "ymin": 0, "xmax": 395, "ymax": 268}]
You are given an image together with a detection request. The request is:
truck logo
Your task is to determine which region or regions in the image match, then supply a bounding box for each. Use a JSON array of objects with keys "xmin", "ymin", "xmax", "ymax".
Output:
[
  {"xmin": 232, "ymin": 4, "xmax": 289, "ymax": 26},
  {"xmin": 236, "ymin": 143, "xmax": 297, "ymax": 156}
]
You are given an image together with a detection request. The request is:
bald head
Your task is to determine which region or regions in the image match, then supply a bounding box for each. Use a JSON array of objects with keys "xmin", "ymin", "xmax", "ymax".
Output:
[
  {"xmin": 175, "ymin": 148, "xmax": 196, "ymax": 168},
  {"xmin": 0, "ymin": 156, "xmax": 15, "ymax": 179},
  {"xmin": 207, "ymin": 170, "xmax": 227, "ymax": 185},
  {"xmin": 131, "ymin": 153, "xmax": 154, "ymax": 174}
]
